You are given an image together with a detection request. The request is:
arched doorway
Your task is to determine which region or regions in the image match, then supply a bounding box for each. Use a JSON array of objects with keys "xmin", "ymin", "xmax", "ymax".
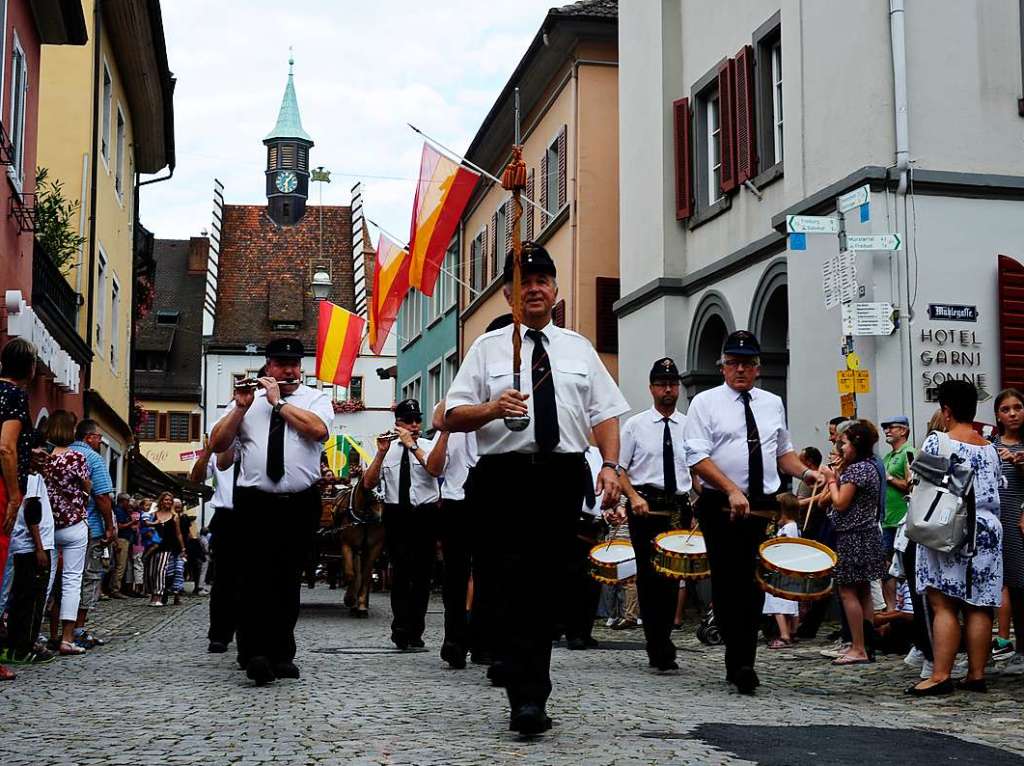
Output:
[
  {"xmin": 749, "ymin": 259, "xmax": 789, "ymax": 409},
  {"xmin": 683, "ymin": 291, "xmax": 735, "ymax": 401}
]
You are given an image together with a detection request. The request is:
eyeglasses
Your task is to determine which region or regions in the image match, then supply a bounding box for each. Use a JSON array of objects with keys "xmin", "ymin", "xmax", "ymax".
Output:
[{"xmin": 721, "ymin": 359, "xmax": 759, "ymax": 370}]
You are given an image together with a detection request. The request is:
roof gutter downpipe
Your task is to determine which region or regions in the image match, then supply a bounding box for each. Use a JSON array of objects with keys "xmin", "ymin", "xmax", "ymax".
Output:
[{"xmin": 889, "ymin": 0, "xmax": 909, "ymax": 194}]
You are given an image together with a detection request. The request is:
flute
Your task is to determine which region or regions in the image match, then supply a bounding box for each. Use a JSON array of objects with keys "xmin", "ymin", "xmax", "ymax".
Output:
[
  {"xmin": 234, "ymin": 377, "xmax": 302, "ymax": 389},
  {"xmin": 377, "ymin": 430, "xmax": 401, "ymax": 441}
]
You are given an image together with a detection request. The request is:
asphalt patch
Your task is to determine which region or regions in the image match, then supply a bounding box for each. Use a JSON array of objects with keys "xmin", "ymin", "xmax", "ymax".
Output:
[{"xmin": 693, "ymin": 724, "xmax": 1023, "ymax": 765}]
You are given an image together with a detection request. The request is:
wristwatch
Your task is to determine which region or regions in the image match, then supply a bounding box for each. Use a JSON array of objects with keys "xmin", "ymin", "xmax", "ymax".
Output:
[
  {"xmin": 272, "ymin": 401, "xmax": 286, "ymax": 416},
  {"xmin": 601, "ymin": 461, "xmax": 622, "ymax": 476}
]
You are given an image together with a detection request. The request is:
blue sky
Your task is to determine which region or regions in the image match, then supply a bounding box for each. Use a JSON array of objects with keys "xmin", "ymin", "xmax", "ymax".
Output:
[{"xmin": 140, "ymin": 0, "xmax": 559, "ymax": 243}]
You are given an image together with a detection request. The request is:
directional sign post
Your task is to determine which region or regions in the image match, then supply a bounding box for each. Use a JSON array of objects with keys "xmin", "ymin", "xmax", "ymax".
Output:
[
  {"xmin": 846, "ymin": 233, "xmax": 902, "ymax": 251},
  {"xmin": 837, "ymin": 184, "xmax": 870, "ymax": 214},
  {"xmin": 822, "ymin": 251, "xmax": 858, "ymax": 310},
  {"xmin": 841, "ymin": 302, "xmax": 896, "ymax": 336},
  {"xmin": 787, "ymin": 215, "xmax": 840, "ymax": 234}
]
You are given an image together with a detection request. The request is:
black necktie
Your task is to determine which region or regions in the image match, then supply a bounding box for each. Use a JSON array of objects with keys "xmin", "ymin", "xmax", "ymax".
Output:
[
  {"xmin": 662, "ymin": 417, "xmax": 677, "ymax": 495},
  {"xmin": 398, "ymin": 446, "xmax": 411, "ymax": 508},
  {"xmin": 740, "ymin": 391, "xmax": 764, "ymax": 499},
  {"xmin": 267, "ymin": 407, "xmax": 285, "ymax": 482},
  {"xmin": 526, "ymin": 329, "xmax": 559, "ymax": 452}
]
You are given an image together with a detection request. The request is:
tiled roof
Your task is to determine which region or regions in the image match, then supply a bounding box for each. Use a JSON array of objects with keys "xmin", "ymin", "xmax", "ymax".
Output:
[
  {"xmin": 135, "ymin": 239, "xmax": 206, "ymax": 401},
  {"xmin": 552, "ymin": 0, "xmax": 617, "ymax": 19},
  {"xmin": 209, "ymin": 204, "xmax": 355, "ymax": 352}
]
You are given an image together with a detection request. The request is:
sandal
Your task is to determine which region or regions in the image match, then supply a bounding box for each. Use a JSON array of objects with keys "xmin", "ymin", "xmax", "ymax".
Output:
[
  {"xmin": 768, "ymin": 638, "xmax": 792, "ymax": 650},
  {"xmin": 59, "ymin": 641, "xmax": 86, "ymax": 656},
  {"xmin": 832, "ymin": 654, "xmax": 872, "ymax": 666}
]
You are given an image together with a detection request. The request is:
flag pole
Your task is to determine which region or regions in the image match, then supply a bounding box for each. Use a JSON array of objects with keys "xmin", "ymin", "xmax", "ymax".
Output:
[
  {"xmin": 408, "ymin": 123, "xmax": 554, "ymax": 219},
  {"xmin": 502, "ymin": 88, "xmax": 530, "ymax": 433},
  {"xmin": 366, "ymin": 217, "xmax": 480, "ymax": 298}
]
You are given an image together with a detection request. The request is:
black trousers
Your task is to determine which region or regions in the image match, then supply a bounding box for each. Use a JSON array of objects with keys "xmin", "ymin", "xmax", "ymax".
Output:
[
  {"xmin": 564, "ymin": 532, "xmax": 601, "ymax": 642},
  {"xmin": 475, "ymin": 452, "xmax": 583, "ymax": 710},
  {"xmin": 696, "ymin": 491, "xmax": 768, "ymax": 675},
  {"xmin": 470, "ymin": 495, "xmax": 499, "ymax": 656},
  {"xmin": 903, "ymin": 541, "xmax": 934, "ymax": 661},
  {"xmin": 796, "ymin": 515, "xmax": 837, "ymax": 639},
  {"xmin": 5, "ymin": 551, "xmax": 50, "ymax": 652},
  {"xmin": 628, "ymin": 490, "xmax": 692, "ymax": 662},
  {"xmin": 439, "ymin": 498, "xmax": 473, "ymax": 649},
  {"xmin": 208, "ymin": 506, "xmax": 240, "ymax": 647},
  {"xmin": 235, "ymin": 485, "xmax": 317, "ymax": 665},
  {"xmin": 384, "ymin": 503, "xmax": 436, "ymax": 642}
]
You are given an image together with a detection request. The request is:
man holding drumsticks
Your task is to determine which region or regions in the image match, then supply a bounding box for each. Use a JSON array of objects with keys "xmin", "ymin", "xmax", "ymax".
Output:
[{"xmin": 683, "ymin": 330, "xmax": 822, "ymax": 694}]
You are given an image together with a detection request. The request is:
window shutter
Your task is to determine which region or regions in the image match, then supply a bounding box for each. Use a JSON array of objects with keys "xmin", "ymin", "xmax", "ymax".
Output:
[
  {"xmin": 595, "ymin": 277, "xmax": 620, "ymax": 353},
  {"xmin": 490, "ymin": 212, "xmax": 498, "ymax": 278},
  {"xmin": 718, "ymin": 59, "xmax": 737, "ymax": 194},
  {"xmin": 999, "ymin": 255, "xmax": 1024, "ymax": 390},
  {"xmin": 190, "ymin": 414, "xmax": 201, "ymax": 442},
  {"xmin": 734, "ymin": 45, "xmax": 758, "ymax": 184},
  {"xmin": 157, "ymin": 413, "xmax": 169, "ymax": 441},
  {"xmin": 540, "ymin": 151, "xmax": 549, "ymax": 227},
  {"xmin": 673, "ymin": 98, "xmax": 693, "ymax": 220},
  {"xmin": 553, "ymin": 299, "xmax": 566, "ymax": 328},
  {"xmin": 557, "ymin": 125, "xmax": 568, "ymax": 210},
  {"xmin": 504, "ymin": 200, "xmax": 513, "ymax": 256},
  {"xmin": 525, "ymin": 169, "xmax": 535, "ymax": 240}
]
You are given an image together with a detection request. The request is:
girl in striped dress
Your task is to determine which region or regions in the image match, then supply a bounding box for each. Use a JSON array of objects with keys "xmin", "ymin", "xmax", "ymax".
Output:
[{"xmin": 994, "ymin": 388, "xmax": 1024, "ymax": 675}]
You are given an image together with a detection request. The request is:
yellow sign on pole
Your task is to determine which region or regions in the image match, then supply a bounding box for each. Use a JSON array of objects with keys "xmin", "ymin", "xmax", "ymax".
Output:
[
  {"xmin": 837, "ymin": 370, "xmax": 855, "ymax": 394},
  {"xmin": 846, "ymin": 352, "xmax": 861, "ymax": 371},
  {"xmin": 840, "ymin": 393, "xmax": 856, "ymax": 418},
  {"xmin": 854, "ymin": 370, "xmax": 871, "ymax": 394}
]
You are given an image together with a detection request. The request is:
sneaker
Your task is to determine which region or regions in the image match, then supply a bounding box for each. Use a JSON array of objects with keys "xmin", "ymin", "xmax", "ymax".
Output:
[
  {"xmin": 903, "ymin": 647, "xmax": 926, "ymax": 668},
  {"xmin": 920, "ymin": 660, "xmax": 934, "ymax": 679},
  {"xmin": 819, "ymin": 641, "xmax": 851, "ymax": 659},
  {"xmin": 1001, "ymin": 653, "xmax": 1024, "ymax": 675},
  {"xmin": 605, "ymin": 617, "xmax": 617, "ymax": 628},
  {"xmin": 992, "ymin": 639, "xmax": 1015, "ymax": 661}
]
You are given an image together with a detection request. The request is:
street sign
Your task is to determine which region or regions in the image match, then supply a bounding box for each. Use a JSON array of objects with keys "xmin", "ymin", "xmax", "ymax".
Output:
[
  {"xmin": 787, "ymin": 215, "xmax": 839, "ymax": 234},
  {"xmin": 841, "ymin": 302, "xmax": 896, "ymax": 336},
  {"xmin": 854, "ymin": 370, "xmax": 871, "ymax": 394},
  {"xmin": 845, "ymin": 352, "xmax": 861, "ymax": 371},
  {"xmin": 837, "ymin": 184, "xmax": 870, "ymax": 214},
  {"xmin": 823, "ymin": 251, "xmax": 858, "ymax": 309},
  {"xmin": 179, "ymin": 450, "xmax": 197, "ymax": 462},
  {"xmin": 837, "ymin": 370, "xmax": 855, "ymax": 394},
  {"xmin": 846, "ymin": 233, "xmax": 902, "ymax": 251},
  {"xmin": 927, "ymin": 303, "xmax": 978, "ymax": 322}
]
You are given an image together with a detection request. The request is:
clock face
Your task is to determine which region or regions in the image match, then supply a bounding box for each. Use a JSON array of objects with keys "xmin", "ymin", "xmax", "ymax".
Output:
[{"xmin": 275, "ymin": 170, "xmax": 298, "ymax": 193}]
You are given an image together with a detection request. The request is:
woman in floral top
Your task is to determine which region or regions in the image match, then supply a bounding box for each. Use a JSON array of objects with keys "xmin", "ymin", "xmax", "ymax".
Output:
[
  {"xmin": 819, "ymin": 421, "xmax": 887, "ymax": 666},
  {"xmin": 42, "ymin": 410, "xmax": 92, "ymax": 655}
]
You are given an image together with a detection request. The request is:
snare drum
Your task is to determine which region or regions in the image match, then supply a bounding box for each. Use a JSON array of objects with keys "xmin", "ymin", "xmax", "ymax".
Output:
[
  {"xmin": 652, "ymin": 530, "xmax": 710, "ymax": 580},
  {"xmin": 588, "ymin": 541, "xmax": 637, "ymax": 585},
  {"xmin": 756, "ymin": 538, "xmax": 837, "ymax": 602}
]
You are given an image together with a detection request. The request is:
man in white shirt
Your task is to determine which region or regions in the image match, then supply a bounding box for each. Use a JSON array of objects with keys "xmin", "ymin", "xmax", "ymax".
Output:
[
  {"xmin": 363, "ymin": 398, "xmax": 446, "ymax": 650},
  {"xmin": 619, "ymin": 357, "xmax": 693, "ymax": 671},
  {"xmin": 444, "ymin": 243, "xmax": 629, "ymax": 735},
  {"xmin": 208, "ymin": 338, "xmax": 333, "ymax": 686},
  {"xmin": 683, "ymin": 330, "xmax": 821, "ymax": 694}
]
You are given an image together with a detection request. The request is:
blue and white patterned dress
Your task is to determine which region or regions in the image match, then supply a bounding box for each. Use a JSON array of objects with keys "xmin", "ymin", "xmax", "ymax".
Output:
[{"xmin": 915, "ymin": 433, "xmax": 1003, "ymax": 607}]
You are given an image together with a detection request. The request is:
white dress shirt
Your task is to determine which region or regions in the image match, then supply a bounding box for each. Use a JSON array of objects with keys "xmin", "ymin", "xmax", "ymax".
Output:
[
  {"xmin": 441, "ymin": 431, "xmax": 478, "ymax": 501},
  {"xmin": 206, "ymin": 452, "xmax": 237, "ymax": 510},
  {"xmin": 379, "ymin": 436, "xmax": 441, "ymax": 506},
  {"xmin": 683, "ymin": 383, "xmax": 794, "ymax": 495},
  {"xmin": 620, "ymin": 407, "xmax": 693, "ymax": 494},
  {"xmin": 227, "ymin": 385, "xmax": 334, "ymax": 493},
  {"xmin": 581, "ymin": 446, "xmax": 604, "ymax": 517},
  {"xmin": 446, "ymin": 322, "xmax": 629, "ymax": 455}
]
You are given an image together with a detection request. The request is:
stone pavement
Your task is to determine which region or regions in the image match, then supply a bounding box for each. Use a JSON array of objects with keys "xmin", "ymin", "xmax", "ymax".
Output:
[{"xmin": 1, "ymin": 588, "xmax": 1023, "ymax": 765}]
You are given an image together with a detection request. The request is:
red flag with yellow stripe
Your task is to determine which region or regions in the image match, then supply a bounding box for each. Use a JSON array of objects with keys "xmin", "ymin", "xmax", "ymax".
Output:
[
  {"xmin": 316, "ymin": 301, "xmax": 364, "ymax": 387},
  {"xmin": 369, "ymin": 233, "xmax": 410, "ymax": 355},
  {"xmin": 407, "ymin": 143, "xmax": 478, "ymax": 296}
]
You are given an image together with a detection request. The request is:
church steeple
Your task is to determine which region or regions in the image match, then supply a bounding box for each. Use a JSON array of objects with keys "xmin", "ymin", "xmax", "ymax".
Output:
[{"xmin": 264, "ymin": 53, "xmax": 313, "ymax": 226}]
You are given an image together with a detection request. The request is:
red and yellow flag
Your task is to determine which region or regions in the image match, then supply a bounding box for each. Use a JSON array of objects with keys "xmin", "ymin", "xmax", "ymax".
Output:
[
  {"xmin": 369, "ymin": 233, "xmax": 410, "ymax": 355},
  {"xmin": 316, "ymin": 301, "xmax": 364, "ymax": 387},
  {"xmin": 407, "ymin": 143, "xmax": 478, "ymax": 296}
]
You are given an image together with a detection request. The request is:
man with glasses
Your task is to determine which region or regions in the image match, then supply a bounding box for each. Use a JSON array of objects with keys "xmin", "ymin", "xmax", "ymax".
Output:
[
  {"xmin": 362, "ymin": 398, "xmax": 447, "ymax": 650},
  {"xmin": 618, "ymin": 357, "xmax": 693, "ymax": 671},
  {"xmin": 881, "ymin": 416, "xmax": 914, "ymax": 609},
  {"xmin": 683, "ymin": 331, "xmax": 820, "ymax": 694}
]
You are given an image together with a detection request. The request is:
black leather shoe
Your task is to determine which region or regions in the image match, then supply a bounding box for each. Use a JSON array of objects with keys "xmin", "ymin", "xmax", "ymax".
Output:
[
  {"xmin": 470, "ymin": 650, "xmax": 493, "ymax": 666},
  {"xmin": 272, "ymin": 661, "xmax": 300, "ymax": 679},
  {"xmin": 566, "ymin": 637, "xmax": 587, "ymax": 651},
  {"xmin": 391, "ymin": 633, "xmax": 410, "ymax": 650},
  {"xmin": 440, "ymin": 642, "xmax": 467, "ymax": 669},
  {"xmin": 488, "ymin": 661, "xmax": 509, "ymax": 687},
  {"xmin": 733, "ymin": 666, "xmax": 759, "ymax": 694},
  {"xmin": 510, "ymin": 704, "xmax": 552, "ymax": 735},
  {"xmin": 956, "ymin": 677, "xmax": 987, "ymax": 693},
  {"xmin": 906, "ymin": 678, "xmax": 954, "ymax": 696},
  {"xmin": 582, "ymin": 636, "xmax": 599, "ymax": 649},
  {"xmin": 409, "ymin": 637, "xmax": 425, "ymax": 649},
  {"xmin": 651, "ymin": 658, "xmax": 679, "ymax": 671},
  {"xmin": 246, "ymin": 656, "xmax": 276, "ymax": 686},
  {"xmin": 208, "ymin": 641, "xmax": 228, "ymax": 654}
]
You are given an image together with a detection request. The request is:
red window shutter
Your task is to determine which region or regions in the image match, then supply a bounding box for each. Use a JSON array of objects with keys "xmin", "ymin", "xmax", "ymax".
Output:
[
  {"xmin": 999, "ymin": 255, "xmax": 1024, "ymax": 389},
  {"xmin": 718, "ymin": 59, "xmax": 737, "ymax": 194},
  {"xmin": 190, "ymin": 413, "xmax": 201, "ymax": 442},
  {"xmin": 734, "ymin": 45, "xmax": 757, "ymax": 184},
  {"xmin": 504, "ymin": 200, "xmax": 513, "ymax": 255},
  {"xmin": 525, "ymin": 169, "xmax": 535, "ymax": 240},
  {"xmin": 673, "ymin": 98, "xmax": 693, "ymax": 220},
  {"xmin": 553, "ymin": 299, "xmax": 566, "ymax": 328},
  {"xmin": 490, "ymin": 213, "xmax": 498, "ymax": 279},
  {"xmin": 157, "ymin": 413, "xmax": 169, "ymax": 441},
  {"xmin": 595, "ymin": 277, "xmax": 620, "ymax": 353},
  {"xmin": 557, "ymin": 125, "xmax": 568, "ymax": 210},
  {"xmin": 540, "ymin": 152, "xmax": 550, "ymax": 227}
]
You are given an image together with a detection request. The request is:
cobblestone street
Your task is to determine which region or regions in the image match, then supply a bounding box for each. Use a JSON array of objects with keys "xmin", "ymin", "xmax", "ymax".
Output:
[{"xmin": 2, "ymin": 588, "xmax": 1023, "ymax": 765}]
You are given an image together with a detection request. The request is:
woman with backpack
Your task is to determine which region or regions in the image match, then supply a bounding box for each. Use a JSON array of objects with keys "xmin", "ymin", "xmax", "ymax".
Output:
[{"xmin": 909, "ymin": 380, "xmax": 1003, "ymax": 696}]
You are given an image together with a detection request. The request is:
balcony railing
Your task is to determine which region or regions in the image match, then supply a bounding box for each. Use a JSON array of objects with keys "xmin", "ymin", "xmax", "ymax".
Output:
[
  {"xmin": 10, "ymin": 191, "xmax": 37, "ymax": 233},
  {"xmin": 32, "ymin": 239, "xmax": 80, "ymax": 330}
]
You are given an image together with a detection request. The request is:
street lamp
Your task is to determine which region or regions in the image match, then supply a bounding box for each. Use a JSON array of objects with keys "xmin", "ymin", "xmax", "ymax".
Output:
[{"xmin": 311, "ymin": 271, "xmax": 331, "ymax": 301}]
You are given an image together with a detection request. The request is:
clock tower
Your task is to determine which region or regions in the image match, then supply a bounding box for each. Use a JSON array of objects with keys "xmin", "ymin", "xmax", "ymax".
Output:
[{"xmin": 264, "ymin": 55, "xmax": 313, "ymax": 226}]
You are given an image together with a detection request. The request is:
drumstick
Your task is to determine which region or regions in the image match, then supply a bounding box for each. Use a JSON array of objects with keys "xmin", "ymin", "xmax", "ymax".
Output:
[
  {"xmin": 604, "ymin": 521, "xmax": 624, "ymax": 551},
  {"xmin": 804, "ymin": 478, "xmax": 825, "ymax": 530}
]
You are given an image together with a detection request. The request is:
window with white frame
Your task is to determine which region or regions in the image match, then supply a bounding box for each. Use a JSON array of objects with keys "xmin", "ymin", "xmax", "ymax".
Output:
[
  {"xmin": 110, "ymin": 277, "xmax": 120, "ymax": 371},
  {"xmin": 0, "ymin": 3, "xmax": 7, "ymax": 97},
  {"xmin": 495, "ymin": 201, "xmax": 508, "ymax": 267},
  {"xmin": 8, "ymin": 33, "xmax": 27, "ymax": 187},
  {"xmin": 469, "ymin": 230, "xmax": 485, "ymax": 293},
  {"xmin": 115, "ymin": 106, "xmax": 126, "ymax": 199},
  {"xmin": 441, "ymin": 241, "xmax": 457, "ymax": 311},
  {"xmin": 705, "ymin": 90, "xmax": 721, "ymax": 205},
  {"xmin": 443, "ymin": 350, "xmax": 458, "ymax": 395},
  {"xmin": 754, "ymin": 15, "xmax": 783, "ymax": 171},
  {"xmin": 348, "ymin": 375, "xmax": 363, "ymax": 402},
  {"xmin": 770, "ymin": 41, "xmax": 783, "ymax": 163},
  {"xmin": 544, "ymin": 139, "xmax": 559, "ymax": 216},
  {"xmin": 401, "ymin": 377, "xmax": 422, "ymax": 409},
  {"xmin": 101, "ymin": 61, "xmax": 112, "ymax": 164},
  {"xmin": 96, "ymin": 250, "xmax": 108, "ymax": 352},
  {"xmin": 428, "ymin": 362, "xmax": 442, "ymax": 411},
  {"xmin": 692, "ymin": 75, "xmax": 722, "ymax": 212},
  {"xmin": 429, "ymin": 270, "xmax": 443, "ymax": 323}
]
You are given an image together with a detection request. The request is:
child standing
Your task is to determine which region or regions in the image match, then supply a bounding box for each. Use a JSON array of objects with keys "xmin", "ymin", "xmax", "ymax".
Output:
[{"xmin": 764, "ymin": 493, "xmax": 801, "ymax": 648}]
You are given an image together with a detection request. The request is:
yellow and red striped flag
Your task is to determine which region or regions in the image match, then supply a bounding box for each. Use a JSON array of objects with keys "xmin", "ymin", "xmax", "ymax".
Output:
[
  {"xmin": 316, "ymin": 301, "xmax": 364, "ymax": 387},
  {"xmin": 369, "ymin": 233, "xmax": 410, "ymax": 354},
  {"xmin": 407, "ymin": 143, "xmax": 478, "ymax": 296}
]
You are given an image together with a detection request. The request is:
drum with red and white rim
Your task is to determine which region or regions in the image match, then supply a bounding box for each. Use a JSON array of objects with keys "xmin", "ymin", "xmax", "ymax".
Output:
[
  {"xmin": 756, "ymin": 538, "xmax": 837, "ymax": 602},
  {"xmin": 588, "ymin": 541, "xmax": 636, "ymax": 585}
]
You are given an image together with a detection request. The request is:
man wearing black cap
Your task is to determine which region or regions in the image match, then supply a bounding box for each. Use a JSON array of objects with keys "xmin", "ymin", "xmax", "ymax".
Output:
[
  {"xmin": 682, "ymin": 330, "xmax": 821, "ymax": 694},
  {"xmin": 618, "ymin": 357, "xmax": 693, "ymax": 671},
  {"xmin": 208, "ymin": 338, "xmax": 334, "ymax": 686},
  {"xmin": 443, "ymin": 242, "xmax": 629, "ymax": 735},
  {"xmin": 362, "ymin": 397, "xmax": 447, "ymax": 650}
]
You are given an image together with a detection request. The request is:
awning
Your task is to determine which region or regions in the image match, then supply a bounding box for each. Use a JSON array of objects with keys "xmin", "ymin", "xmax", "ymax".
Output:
[{"xmin": 126, "ymin": 447, "xmax": 212, "ymax": 506}]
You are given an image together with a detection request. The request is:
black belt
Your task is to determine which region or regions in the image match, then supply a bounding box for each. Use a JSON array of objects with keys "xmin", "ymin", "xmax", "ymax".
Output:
[
  {"xmin": 235, "ymin": 485, "xmax": 318, "ymax": 502},
  {"xmin": 478, "ymin": 451, "xmax": 584, "ymax": 467},
  {"xmin": 634, "ymin": 485, "xmax": 689, "ymax": 507},
  {"xmin": 698, "ymin": 488, "xmax": 779, "ymax": 516}
]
